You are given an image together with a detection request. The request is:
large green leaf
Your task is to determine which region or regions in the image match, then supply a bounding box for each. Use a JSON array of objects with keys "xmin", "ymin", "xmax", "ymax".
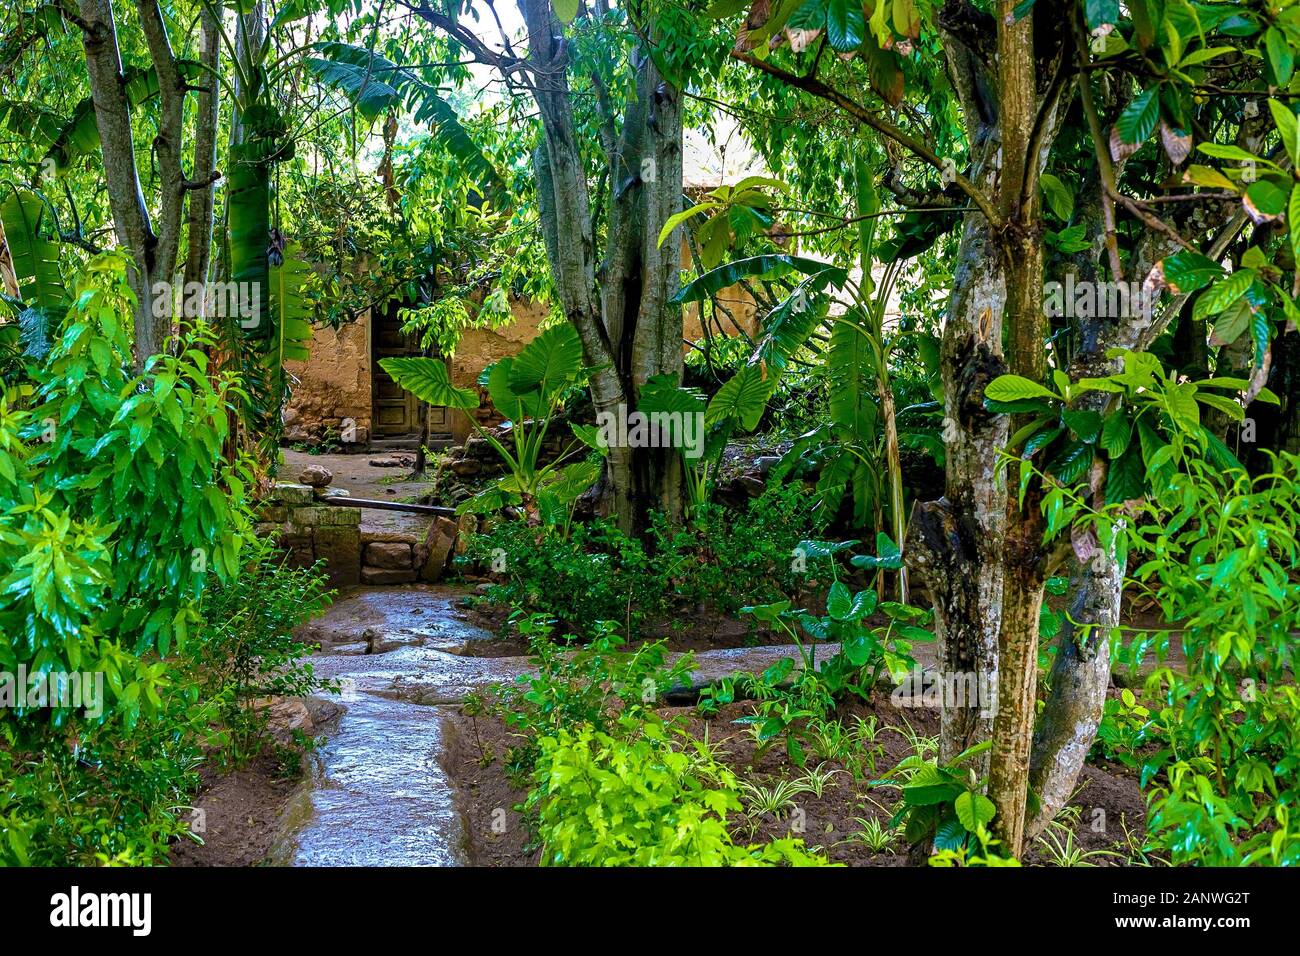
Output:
[
  {"xmin": 827, "ymin": 319, "xmax": 878, "ymax": 438},
  {"xmin": 1116, "ymin": 87, "xmax": 1160, "ymax": 146},
  {"xmin": 751, "ymin": 276, "xmax": 833, "ymax": 368},
  {"xmin": 706, "ymin": 364, "xmax": 776, "ymax": 430},
  {"xmin": 488, "ymin": 358, "xmax": 543, "ymax": 421},
  {"xmin": 637, "ymin": 373, "xmax": 706, "ymax": 416},
  {"xmin": 984, "ymin": 375, "xmax": 1059, "ymax": 403},
  {"xmin": 305, "ymin": 42, "xmax": 502, "ymax": 198},
  {"xmin": 380, "ymin": 357, "xmax": 479, "ymax": 410},
  {"xmin": 0, "ymin": 185, "xmax": 65, "ymax": 308},
  {"xmin": 673, "ymin": 255, "xmax": 846, "ymax": 304},
  {"xmin": 825, "ymin": 0, "xmax": 865, "ymax": 51},
  {"xmin": 506, "ymin": 323, "xmax": 583, "ymax": 395},
  {"xmin": 227, "ymin": 138, "xmax": 272, "ymax": 338},
  {"xmin": 266, "ymin": 242, "xmax": 313, "ymax": 367}
]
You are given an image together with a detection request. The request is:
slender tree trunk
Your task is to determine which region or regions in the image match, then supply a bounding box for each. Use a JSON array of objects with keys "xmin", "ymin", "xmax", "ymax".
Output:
[
  {"xmin": 75, "ymin": 0, "xmax": 160, "ymax": 367},
  {"xmin": 135, "ymin": 0, "xmax": 186, "ymax": 287},
  {"xmin": 878, "ymin": 371, "xmax": 907, "ymax": 602},
  {"xmin": 184, "ymin": 1, "xmax": 222, "ymax": 290},
  {"xmin": 986, "ymin": 0, "xmax": 1049, "ymax": 857},
  {"xmin": 1025, "ymin": 549, "xmax": 1122, "ymax": 841}
]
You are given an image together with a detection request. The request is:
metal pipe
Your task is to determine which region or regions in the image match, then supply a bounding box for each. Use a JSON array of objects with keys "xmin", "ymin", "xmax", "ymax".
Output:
[{"xmin": 318, "ymin": 495, "xmax": 457, "ymax": 518}]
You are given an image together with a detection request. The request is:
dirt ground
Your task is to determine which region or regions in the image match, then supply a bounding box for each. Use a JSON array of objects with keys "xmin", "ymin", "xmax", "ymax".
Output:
[
  {"xmin": 277, "ymin": 448, "xmax": 436, "ymax": 537},
  {"xmin": 170, "ymin": 751, "xmax": 304, "ymax": 867},
  {"xmin": 440, "ymin": 687, "xmax": 1150, "ymax": 867}
]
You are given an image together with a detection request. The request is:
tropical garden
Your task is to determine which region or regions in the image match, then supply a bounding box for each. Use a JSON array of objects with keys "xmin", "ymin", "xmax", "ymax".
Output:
[{"xmin": 1, "ymin": 0, "xmax": 1299, "ymax": 874}]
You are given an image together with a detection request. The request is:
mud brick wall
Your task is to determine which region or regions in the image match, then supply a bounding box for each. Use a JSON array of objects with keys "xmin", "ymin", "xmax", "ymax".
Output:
[{"xmin": 254, "ymin": 483, "xmax": 362, "ymax": 588}]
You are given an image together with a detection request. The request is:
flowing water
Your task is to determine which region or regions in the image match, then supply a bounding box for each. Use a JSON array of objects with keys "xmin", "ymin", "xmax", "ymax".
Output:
[{"xmin": 270, "ymin": 585, "xmax": 835, "ymax": 866}]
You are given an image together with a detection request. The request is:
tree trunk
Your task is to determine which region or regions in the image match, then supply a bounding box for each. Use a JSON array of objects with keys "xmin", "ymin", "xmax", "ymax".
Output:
[
  {"xmin": 75, "ymin": 0, "xmax": 160, "ymax": 367},
  {"xmin": 904, "ymin": 145, "xmax": 1007, "ymax": 770},
  {"xmin": 519, "ymin": 0, "xmax": 684, "ymax": 532},
  {"xmin": 135, "ymin": 0, "xmax": 186, "ymax": 288},
  {"xmin": 184, "ymin": 1, "xmax": 222, "ymax": 290},
  {"xmin": 1025, "ymin": 549, "xmax": 1122, "ymax": 841}
]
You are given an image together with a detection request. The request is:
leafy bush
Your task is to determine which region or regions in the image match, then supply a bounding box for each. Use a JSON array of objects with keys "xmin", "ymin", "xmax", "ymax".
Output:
[
  {"xmin": 1121, "ymin": 454, "xmax": 1300, "ymax": 865},
  {"xmin": 533, "ymin": 717, "xmax": 826, "ymax": 866},
  {"xmin": 463, "ymin": 484, "xmax": 826, "ymax": 637},
  {"xmin": 0, "ymin": 255, "xmax": 329, "ymax": 864},
  {"xmin": 186, "ymin": 535, "xmax": 337, "ymax": 765},
  {"xmin": 491, "ymin": 614, "xmax": 694, "ymax": 775}
]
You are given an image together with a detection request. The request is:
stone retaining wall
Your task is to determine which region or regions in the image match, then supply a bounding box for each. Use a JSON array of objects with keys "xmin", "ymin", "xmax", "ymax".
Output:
[{"xmin": 254, "ymin": 483, "xmax": 462, "ymax": 588}]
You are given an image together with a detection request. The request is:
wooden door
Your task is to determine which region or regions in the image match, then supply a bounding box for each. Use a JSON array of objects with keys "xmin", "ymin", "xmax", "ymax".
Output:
[{"xmin": 371, "ymin": 305, "xmax": 448, "ymax": 435}]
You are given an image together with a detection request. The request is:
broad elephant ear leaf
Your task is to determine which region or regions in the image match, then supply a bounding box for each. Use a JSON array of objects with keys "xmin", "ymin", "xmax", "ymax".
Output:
[
  {"xmin": 380, "ymin": 356, "xmax": 479, "ymax": 410},
  {"xmin": 706, "ymin": 364, "xmax": 777, "ymax": 430},
  {"xmin": 488, "ymin": 358, "xmax": 544, "ymax": 420},
  {"xmin": 506, "ymin": 323, "xmax": 583, "ymax": 396},
  {"xmin": 637, "ymin": 373, "xmax": 706, "ymax": 415}
]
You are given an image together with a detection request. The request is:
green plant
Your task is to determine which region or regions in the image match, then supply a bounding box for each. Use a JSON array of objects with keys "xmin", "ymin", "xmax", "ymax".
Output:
[
  {"xmin": 841, "ymin": 806, "xmax": 898, "ymax": 853},
  {"xmin": 797, "ymin": 761, "xmax": 845, "ymax": 798},
  {"xmin": 530, "ymin": 717, "xmax": 828, "ymax": 867},
  {"xmin": 0, "ymin": 255, "xmax": 256, "ymax": 864},
  {"xmin": 382, "ymin": 324, "xmax": 599, "ymax": 524},
  {"xmin": 1032, "ymin": 806, "xmax": 1123, "ymax": 867},
  {"xmin": 1092, "ymin": 689, "xmax": 1159, "ymax": 770},
  {"xmin": 492, "ymin": 614, "xmax": 696, "ymax": 767},
  {"xmin": 1045, "ymin": 438, "xmax": 1300, "ymax": 865},
  {"xmin": 741, "ymin": 533, "xmax": 933, "ymax": 702},
  {"xmin": 189, "ymin": 535, "xmax": 337, "ymax": 765},
  {"xmin": 737, "ymin": 775, "xmax": 813, "ymax": 819},
  {"xmin": 884, "ymin": 740, "xmax": 1003, "ymax": 857}
]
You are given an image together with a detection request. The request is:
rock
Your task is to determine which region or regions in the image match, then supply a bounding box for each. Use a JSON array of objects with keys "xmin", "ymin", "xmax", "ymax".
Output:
[
  {"xmin": 366, "ymin": 541, "xmax": 413, "ymax": 570},
  {"xmin": 271, "ymin": 482, "xmax": 314, "ymax": 505},
  {"xmin": 361, "ymin": 567, "xmax": 418, "ymax": 585},
  {"xmin": 735, "ymin": 475, "xmax": 766, "ymax": 497},
  {"xmin": 315, "ymin": 486, "xmax": 350, "ymax": 499},
  {"xmin": 368, "ymin": 455, "xmax": 414, "ymax": 468},
  {"xmin": 450, "ymin": 458, "xmax": 481, "ymax": 477},
  {"xmin": 418, "ymin": 516, "xmax": 459, "ymax": 582},
  {"xmin": 754, "ymin": 455, "xmax": 782, "ymax": 476},
  {"xmin": 304, "ymin": 697, "xmax": 343, "ymax": 728},
  {"xmin": 455, "ymin": 514, "xmax": 478, "ymax": 555},
  {"xmin": 298, "ymin": 464, "xmax": 333, "ymax": 487},
  {"xmin": 314, "ymin": 526, "xmax": 361, "ymax": 587},
  {"xmin": 253, "ymin": 697, "xmax": 312, "ymax": 740}
]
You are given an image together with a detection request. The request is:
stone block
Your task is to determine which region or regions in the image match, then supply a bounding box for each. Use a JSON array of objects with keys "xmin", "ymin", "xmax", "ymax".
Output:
[
  {"xmin": 419, "ymin": 516, "xmax": 459, "ymax": 582},
  {"xmin": 271, "ymin": 482, "xmax": 314, "ymax": 505},
  {"xmin": 318, "ymin": 505, "xmax": 361, "ymax": 526},
  {"xmin": 361, "ymin": 567, "xmax": 417, "ymax": 585},
  {"xmin": 313, "ymin": 525, "xmax": 361, "ymax": 587},
  {"xmin": 255, "ymin": 504, "xmax": 288, "ymax": 522},
  {"xmin": 366, "ymin": 541, "xmax": 413, "ymax": 570},
  {"xmin": 288, "ymin": 505, "xmax": 334, "ymax": 527}
]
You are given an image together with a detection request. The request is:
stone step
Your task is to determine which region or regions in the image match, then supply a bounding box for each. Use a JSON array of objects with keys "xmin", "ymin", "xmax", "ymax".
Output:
[{"xmin": 369, "ymin": 434, "xmax": 453, "ymax": 452}]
